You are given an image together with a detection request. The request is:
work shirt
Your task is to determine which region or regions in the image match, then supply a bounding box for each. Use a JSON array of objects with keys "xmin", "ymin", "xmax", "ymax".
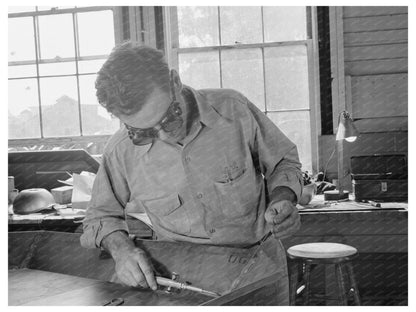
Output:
[{"xmin": 80, "ymin": 87, "xmax": 303, "ymax": 249}]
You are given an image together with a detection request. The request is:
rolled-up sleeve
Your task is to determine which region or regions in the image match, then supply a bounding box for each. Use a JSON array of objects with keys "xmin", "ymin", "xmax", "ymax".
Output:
[
  {"xmin": 80, "ymin": 152, "xmax": 130, "ymax": 249},
  {"xmin": 246, "ymin": 100, "xmax": 303, "ymax": 203}
]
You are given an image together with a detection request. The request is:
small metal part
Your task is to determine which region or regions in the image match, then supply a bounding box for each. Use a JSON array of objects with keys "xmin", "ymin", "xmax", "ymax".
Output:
[
  {"xmin": 171, "ymin": 272, "xmax": 179, "ymax": 281},
  {"xmin": 103, "ymin": 297, "xmax": 124, "ymax": 306},
  {"xmin": 165, "ymin": 272, "xmax": 179, "ymax": 294}
]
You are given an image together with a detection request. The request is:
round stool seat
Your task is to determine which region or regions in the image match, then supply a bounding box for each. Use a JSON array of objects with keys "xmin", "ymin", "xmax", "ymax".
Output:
[{"xmin": 287, "ymin": 243, "xmax": 357, "ymax": 259}]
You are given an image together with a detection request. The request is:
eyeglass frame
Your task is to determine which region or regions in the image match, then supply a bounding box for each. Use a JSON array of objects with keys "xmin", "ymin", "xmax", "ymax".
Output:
[{"xmin": 124, "ymin": 72, "xmax": 183, "ymax": 146}]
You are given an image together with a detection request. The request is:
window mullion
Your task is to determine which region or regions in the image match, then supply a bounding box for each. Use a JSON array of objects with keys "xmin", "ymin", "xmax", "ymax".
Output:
[
  {"xmin": 261, "ymin": 6, "xmax": 267, "ymax": 114},
  {"xmin": 217, "ymin": 6, "xmax": 223, "ymax": 88},
  {"xmin": 33, "ymin": 15, "xmax": 43, "ymax": 138},
  {"xmin": 72, "ymin": 12, "xmax": 83, "ymax": 136}
]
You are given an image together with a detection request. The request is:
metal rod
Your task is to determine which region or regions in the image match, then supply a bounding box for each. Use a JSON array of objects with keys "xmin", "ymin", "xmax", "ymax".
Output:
[{"xmin": 337, "ymin": 139, "xmax": 344, "ymax": 196}]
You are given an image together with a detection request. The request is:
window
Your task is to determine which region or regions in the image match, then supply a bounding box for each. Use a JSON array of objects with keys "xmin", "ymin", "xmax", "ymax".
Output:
[
  {"xmin": 8, "ymin": 6, "xmax": 120, "ymax": 140},
  {"xmin": 165, "ymin": 7, "xmax": 317, "ymax": 172}
]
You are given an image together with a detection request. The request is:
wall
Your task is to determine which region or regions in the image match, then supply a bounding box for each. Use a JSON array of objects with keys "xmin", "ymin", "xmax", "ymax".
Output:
[{"xmin": 320, "ymin": 6, "xmax": 408, "ymax": 187}]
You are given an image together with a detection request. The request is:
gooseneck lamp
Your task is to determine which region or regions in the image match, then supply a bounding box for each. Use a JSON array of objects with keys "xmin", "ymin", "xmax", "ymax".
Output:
[{"xmin": 324, "ymin": 111, "xmax": 360, "ymax": 201}]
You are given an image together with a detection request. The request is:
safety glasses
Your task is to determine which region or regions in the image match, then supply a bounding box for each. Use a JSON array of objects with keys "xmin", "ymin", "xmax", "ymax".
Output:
[
  {"xmin": 125, "ymin": 71, "xmax": 184, "ymax": 146},
  {"xmin": 125, "ymin": 100, "xmax": 183, "ymax": 146}
]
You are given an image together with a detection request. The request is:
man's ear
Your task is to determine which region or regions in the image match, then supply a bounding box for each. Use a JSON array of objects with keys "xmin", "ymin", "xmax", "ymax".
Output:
[{"xmin": 170, "ymin": 69, "xmax": 183, "ymax": 92}]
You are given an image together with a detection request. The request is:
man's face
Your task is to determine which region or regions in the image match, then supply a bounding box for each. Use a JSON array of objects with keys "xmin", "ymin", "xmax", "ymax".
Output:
[{"xmin": 118, "ymin": 86, "xmax": 172, "ymax": 129}]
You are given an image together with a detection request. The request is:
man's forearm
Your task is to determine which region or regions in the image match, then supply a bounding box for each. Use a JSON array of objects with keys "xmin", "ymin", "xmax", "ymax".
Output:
[
  {"xmin": 270, "ymin": 186, "xmax": 297, "ymax": 205},
  {"xmin": 101, "ymin": 230, "xmax": 136, "ymax": 260}
]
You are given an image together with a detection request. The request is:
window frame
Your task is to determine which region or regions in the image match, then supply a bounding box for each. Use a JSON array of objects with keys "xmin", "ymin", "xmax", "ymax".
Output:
[
  {"xmin": 163, "ymin": 6, "xmax": 320, "ymax": 173},
  {"xmin": 8, "ymin": 6, "xmax": 124, "ymax": 146}
]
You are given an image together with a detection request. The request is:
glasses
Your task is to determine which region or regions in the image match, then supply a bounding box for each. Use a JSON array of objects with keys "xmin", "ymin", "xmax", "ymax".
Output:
[{"xmin": 125, "ymin": 100, "xmax": 183, "ymax": 146}]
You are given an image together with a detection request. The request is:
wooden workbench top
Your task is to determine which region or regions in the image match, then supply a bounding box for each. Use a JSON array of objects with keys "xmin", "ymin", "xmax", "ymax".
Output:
[{"xmin": 9, "ymin": 269, "xmax": 211, "ymax": 306}]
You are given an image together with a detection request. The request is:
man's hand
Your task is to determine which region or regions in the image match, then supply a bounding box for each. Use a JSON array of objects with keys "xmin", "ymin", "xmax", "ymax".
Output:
[
  {"xmin": 102, "ymin": 231, "xmax": 157, "ymax": 290},
  {"xmin": 112, "ymin": 246, "xmax": 158, "ymax": 290},
  {"xmin": 264, "ymin": 200, "xmax": 301, "ymax": 239}
]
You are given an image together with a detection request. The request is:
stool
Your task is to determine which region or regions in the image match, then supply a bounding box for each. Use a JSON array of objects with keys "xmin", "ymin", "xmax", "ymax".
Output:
[{"xmin": 287, "ymin": 242, "xmax": 361, "ymax": 306}]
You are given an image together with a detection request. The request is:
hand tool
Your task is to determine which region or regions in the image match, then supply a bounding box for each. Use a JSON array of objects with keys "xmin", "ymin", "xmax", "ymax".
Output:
[
  {"xmin": 228, "ymin": 230, "xmax": 273, "ymax": 292},
  {"xmin": 156, "ymin": 276, "xmax": 221, "ymax": 298},
  {"xmin": 367, "ymin": 200, "xmax": 381, "ymax": 207}
]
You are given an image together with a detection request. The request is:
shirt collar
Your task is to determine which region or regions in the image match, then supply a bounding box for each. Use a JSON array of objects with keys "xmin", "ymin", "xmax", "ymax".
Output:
[
  {"xmin": 124, "ymin": 86, "xmax": 230, "ymax": 155},
  {"xmin": 184, "ymin": 86, "xmax": 226, "ymax": 129}
]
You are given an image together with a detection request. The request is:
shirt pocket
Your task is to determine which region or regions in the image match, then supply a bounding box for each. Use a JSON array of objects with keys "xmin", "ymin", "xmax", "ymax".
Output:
[
  {"xmin": 140, "ymin": 193, "xmax": 191, "ymax": 235},
  {"xmin": 213, "ymin": 165, "xmax": 260, "ymax": 221}
]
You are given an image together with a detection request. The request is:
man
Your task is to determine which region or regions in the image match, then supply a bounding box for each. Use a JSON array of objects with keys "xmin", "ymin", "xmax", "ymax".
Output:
[{"xmin": 80, "ymin": 42, "xmax": 302, "ymax": 300}]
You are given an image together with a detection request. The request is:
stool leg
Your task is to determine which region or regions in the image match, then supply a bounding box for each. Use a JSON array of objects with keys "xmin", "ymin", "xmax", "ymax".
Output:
[
  {"xmin": 346, "ymin": 262, "xmax": 361, "ymax": 305},
  {"xmin": 303, "ymin": 263, "xmax": 311, "ymax": 305},
  {"xmin": 288, "ymin": 261, "xmax": 299, "ymax": 305},
  {"xmin": 335, "ymin": 264, "xmax": 348, "ymax": 305}
]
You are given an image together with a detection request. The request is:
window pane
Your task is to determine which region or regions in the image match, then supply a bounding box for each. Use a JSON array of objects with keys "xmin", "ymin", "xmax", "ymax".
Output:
[
  {"xmin": 8, "ymin": 65, "xmax": 37, "ymax": 78},
  {"xmin": 178, "ymin": 52, "xmax": 220, "ymax": 89},
  {"xmin": 79, "ymin": 75, "xmax": 120, "ymax": 135},
  {"xmin": 38, "ymin": 14, "xmax": 75, "ymax": 59},
  {"xmin": 264, "ymin": 45, "xmax": 309, "ymax": 111},
  {"xmin": 8, "ymin": 79, "xmax": 41, "ymax": 139},
  {"xmin": 267, "ymin": 111, "xmax": 312, "ymax": 172},
  {"xmin": 8, "ymin": 6, "xmax": 36, "ymax": 13},
  {"xmin": 220, "ymin": 6, "xmax": 262, "ymax": 45},
  {"xmin": 177, "ymin": 6, "xmax": 219, "ymax": 48},
  {"xmin": 264, "ymin": 7, "xmax": 307, "ymax": 42},
  {"xmin": 40, "ymin": 76, "xmax": 80, "ymax": 137},
  {"xmin": 78, "ymin": 59, "xmax": 106, "ymax": 74},
  {"xmin": 8, "ymin": 17, "xmax": 36, "ymax": 62},
  {"xmin": 221, "ymin": 48, "xmax": 265, "ymax": 111},
  {"xmin": 38, "ymin": 62, "xmax": 76, "ymax": 76},
  {"xmin": 77, "ymin": 10, "xmax": 115, "ymax": 56}
]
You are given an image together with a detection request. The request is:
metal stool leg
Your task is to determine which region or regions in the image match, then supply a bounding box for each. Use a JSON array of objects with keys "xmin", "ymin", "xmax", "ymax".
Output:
[
  {"xmin": 288, "ymin": 261, "xmax": 299, "ymax": 305},
  {"xmin": 335, "ymin": 264, "xmax": 348, "ymax": 305},
  {"xmin": 303, "ymin": 263, "xmax": 311, "ymax": 305},
  {"xmin": 346, "ymin": 262, "xmax": 361, "ymax": 305}
]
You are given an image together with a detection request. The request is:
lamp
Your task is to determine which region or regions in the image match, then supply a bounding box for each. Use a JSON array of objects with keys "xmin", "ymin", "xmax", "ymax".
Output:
[{"xmin": 324, "ymin": 111, "xmax": 360, "ymax": 201}]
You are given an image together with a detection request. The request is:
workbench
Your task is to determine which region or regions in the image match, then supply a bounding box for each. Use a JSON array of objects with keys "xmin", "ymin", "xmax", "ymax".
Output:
[
  {"xmin": 8, "ymin": 207, "xmax": 152, "ymax": 238},
  {"xmin": 8, "ymin": 231, "xmax": 289, "ymax": 306},
  {"xmin": 9, "ymin": 269, "xmax": 211, "ymax": 305},
  {"xmin": 8, "ymin": 196, "xmax": 408, "ymax": 305}
]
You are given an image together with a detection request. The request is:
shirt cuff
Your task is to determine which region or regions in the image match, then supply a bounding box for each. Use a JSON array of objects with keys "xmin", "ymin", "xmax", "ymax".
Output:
[
  {"xmin": 80, "ymin": 217, "xmax": 129, "ymax": 249},
  {"xmin": 269, "ymin": 170, "xmax": 303, "ymax": 204}
]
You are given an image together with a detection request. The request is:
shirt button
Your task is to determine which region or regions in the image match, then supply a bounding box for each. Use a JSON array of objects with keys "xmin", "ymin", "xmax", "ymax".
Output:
[
  {"xmin": 197, "ymin": 192, "xmax": 203, "ymax": 199},
  {"xmin": 209, "ymin": 228, "xmax": 216, "ymax": 233},
  {"xmin": 185, "ymin": 156, "xmax": 191, "ymax": 162}
]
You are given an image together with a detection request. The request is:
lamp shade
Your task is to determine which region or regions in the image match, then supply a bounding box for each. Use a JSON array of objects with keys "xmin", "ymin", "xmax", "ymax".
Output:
[{"xmin": 335, "ymin": 111, "xmax": 360, "ymax": 141}]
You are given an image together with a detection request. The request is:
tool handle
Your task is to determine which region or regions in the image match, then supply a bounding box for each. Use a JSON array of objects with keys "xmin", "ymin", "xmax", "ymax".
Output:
[
  {"xmin": 156, "ymin": 276, "xmax": 183, "ymax": 288},
  {"xmin": 156, "ymin": 276, "xmax": 220, "ymax": 298}
]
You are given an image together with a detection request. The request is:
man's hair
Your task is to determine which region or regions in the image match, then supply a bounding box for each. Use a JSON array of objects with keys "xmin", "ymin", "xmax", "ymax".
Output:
[{"xmin": 95, "ymin": 41, "xmax": 170, "ymax": 117}]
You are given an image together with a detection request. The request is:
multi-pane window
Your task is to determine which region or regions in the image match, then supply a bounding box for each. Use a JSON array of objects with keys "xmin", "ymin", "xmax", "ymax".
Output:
[
  {"xmin": 8, "ymin": 6, "xmax": 120, "ymax": 140},
  {"xmin": 167, "ymin": 6, "xmax": 315, "ymax": 172}
]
